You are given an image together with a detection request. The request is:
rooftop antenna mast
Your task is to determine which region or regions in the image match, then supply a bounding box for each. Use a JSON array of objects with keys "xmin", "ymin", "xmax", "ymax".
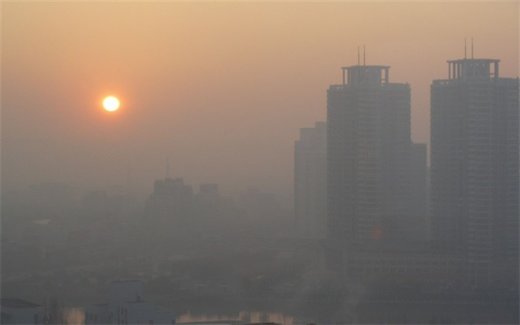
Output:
[
  {"xmin": 464, "ymin": 38, "xmax": 467, "ymax": 59},
  {"xmin": 471, "ymin": 37, "xmax": 474, "ymax": 59},
  {"xmin": 357, "ymin": 46, "xmax": 360, "ymax": 65},
  {"xmin": 363, "ymin": 45, "xmax": 366, "ymax": 66}
]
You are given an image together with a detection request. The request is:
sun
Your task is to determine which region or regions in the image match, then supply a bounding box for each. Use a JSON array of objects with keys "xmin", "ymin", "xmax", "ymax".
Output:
[{"xmin": 102, "ymin": 96, "xmax": 120, "ymax": 112}]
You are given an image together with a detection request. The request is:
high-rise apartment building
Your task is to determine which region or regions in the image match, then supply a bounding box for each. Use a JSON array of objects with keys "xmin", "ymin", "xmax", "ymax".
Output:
[
  {"xmin": 327, "ymin": 64, "xmax": 413, "ymax": 253},
  {"xmin": 430, "ymin": 57, "xmax": 519, "ymax": 281},
  {"xmin": 294, "ymin": 121, "xmax": 327, "ymax": 239}
]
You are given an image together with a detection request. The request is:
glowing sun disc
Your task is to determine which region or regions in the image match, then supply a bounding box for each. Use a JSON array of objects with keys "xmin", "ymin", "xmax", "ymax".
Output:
[{"xmin": 102, "ymin": 96, "xmax": 120, "ymax": 112}]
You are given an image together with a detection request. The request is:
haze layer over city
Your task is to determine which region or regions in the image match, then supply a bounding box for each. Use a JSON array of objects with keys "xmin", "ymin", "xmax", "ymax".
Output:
[
  {"xmin": 2, "ymin": 1, "xmax": 519, "ymax": 324},
  {"xmin": 4, "ymin": 2, "xmax": 518, "ymax": 196}
]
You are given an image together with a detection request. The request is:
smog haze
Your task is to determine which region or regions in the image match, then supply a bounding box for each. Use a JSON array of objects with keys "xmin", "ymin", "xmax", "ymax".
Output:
[{"xmin": 3, "ymin": 2, "xmax": 518, "ymax": 198}]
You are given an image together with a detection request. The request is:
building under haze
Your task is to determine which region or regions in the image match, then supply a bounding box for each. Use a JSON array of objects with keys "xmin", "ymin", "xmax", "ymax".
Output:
[
  {"xmin": 145, "ymin": 177, "xmax": 194, "ymax": 220},
  {"xmin": 327, "ymin": 63, "xmax": 417, "ymax": 269},
  {"xmin": 430, "ymin": 57, "xmax": 519, "ymax": 283},
  {"xmin": 294, "ymin": 121, "xmax": 327, "ymax": 239}
]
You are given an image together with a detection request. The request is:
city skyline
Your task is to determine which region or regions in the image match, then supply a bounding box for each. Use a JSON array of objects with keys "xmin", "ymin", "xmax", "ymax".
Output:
[
  {"xmin": 3, "ymin": 2, "xmax": 518, "ymax": 198},
  {"xmin": 2, "ymin": 2, "xmax": 519, "ymax": 323}
]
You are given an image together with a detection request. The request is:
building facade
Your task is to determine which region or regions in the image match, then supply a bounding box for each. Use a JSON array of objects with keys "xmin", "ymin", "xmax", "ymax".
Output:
[
  {"xmin": 430, "ymin": 58, "xmax": 519, "ymax": 282},
  {"xmin": 327, "ymin": 64, "xmax": 414, "ymax": 265},
  {"xmin": 294, "ymin": 121, "xmax": 327, "ymax": 239}
]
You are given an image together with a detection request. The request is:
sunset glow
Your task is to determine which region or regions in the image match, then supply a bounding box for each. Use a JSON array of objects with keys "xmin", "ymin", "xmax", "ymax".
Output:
[
  {"xmin": 102, "ymin": 96, "xmax": 120, "ymax": 112},
  {"xmin": 2, "ymin": 2, "xmax": 519, "ymax": 323}
]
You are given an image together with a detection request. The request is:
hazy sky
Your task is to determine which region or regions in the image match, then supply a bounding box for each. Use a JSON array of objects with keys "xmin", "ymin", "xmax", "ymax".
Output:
[{"xmin": 2, "ymin": 1, "xmax": 518, "ymax": 198}]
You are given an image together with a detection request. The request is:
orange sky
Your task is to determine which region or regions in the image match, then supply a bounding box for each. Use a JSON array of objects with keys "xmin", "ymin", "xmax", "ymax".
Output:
[{"xmin": 2, "ymin": 1, "xmax": 518, "ymax": 198}]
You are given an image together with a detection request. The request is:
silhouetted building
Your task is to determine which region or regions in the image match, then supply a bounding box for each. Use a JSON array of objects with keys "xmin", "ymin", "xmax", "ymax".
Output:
[
  {"xmin": 145, "ymin": 177, "xmax": 194, "ymax": 220},
  {"xmin": 430, "ymin": 57, "xmax": 519, "ymax": 283},
  {"xmin": 327, "ymin": 63, "xmax": 413, "ymax": 265},
  {"xmin": 294, "ymin": 121, "xmax": 327, "ymax": 239}
]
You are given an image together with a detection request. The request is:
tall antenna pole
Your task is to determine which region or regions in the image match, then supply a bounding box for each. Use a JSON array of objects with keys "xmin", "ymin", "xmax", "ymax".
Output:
[
  {"xmin": 357, "ymin": 47, "xmax": 360, "ymax": 65},
  {"xmin": 471, "ymin": 37, "xmax": 474, "ymax": 59},
  {"xmin": 464, "ymin": 38, "xmax": 467, "ymax": 59},
  {"xmin": 363, "ymin": 45, "xmax": 366, "ymax": 66}
]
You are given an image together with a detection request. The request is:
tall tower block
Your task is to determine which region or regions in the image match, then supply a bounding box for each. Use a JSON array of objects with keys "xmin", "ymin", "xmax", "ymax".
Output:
[
  {"xmin": 431, "ymin": 57, "xmax": 519, "ymax": 282},
  {"xmin": 327, "ymin": 64, "xmax": 412, "ymax": 263}
]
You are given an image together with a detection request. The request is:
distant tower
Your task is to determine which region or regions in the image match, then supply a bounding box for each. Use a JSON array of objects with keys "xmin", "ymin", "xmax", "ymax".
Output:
[
  {"xmin": 294, "ymin": 121, "xmax": 327, "ymax": 239},
  {"xmin": 145, "ymin": 177, "xmax": 194, "ymax": 220},
  {"xmin": 430, "ymin": 56, "xmax": 519, "ymax": 283},
  {"xmin": 327, "ymin": 63, "xmax": 413, "ymax": 264}
]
